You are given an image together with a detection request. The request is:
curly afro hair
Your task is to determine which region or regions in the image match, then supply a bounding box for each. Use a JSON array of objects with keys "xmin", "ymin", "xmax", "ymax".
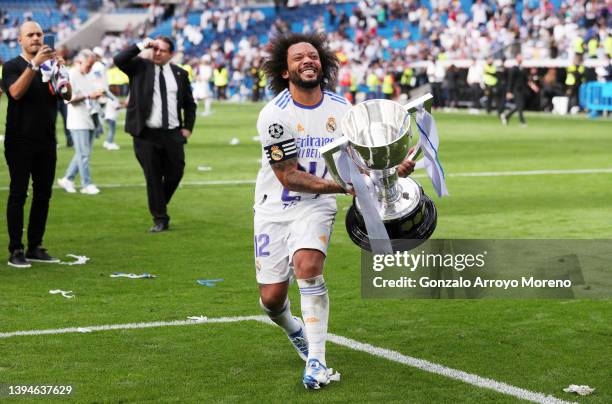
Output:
[{"xmin": 263, "ymin": 32, "xmax": 339, "ymax": 96}]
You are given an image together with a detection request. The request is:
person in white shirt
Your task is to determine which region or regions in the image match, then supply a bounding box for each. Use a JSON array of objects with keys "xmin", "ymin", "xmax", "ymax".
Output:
[
  {"xmin": 254, "ymin": 32, "xmax": 354, "ymax": 390},
  {"xmin": 466, "ymin": 59, "xmax": 483, "ymax": 109},
  {"xmin": 57, "ymin": 49, "xmax": 103, "ymax": 195},
  {"xmin": 91, "ymin": 46, "xmax": 121, "ymax": 151},
  {"xmin": 471, "ymin": 0, "xmax": 489, "ymax": 27},
  {"xmin": 194, "ymin": 55, "xmax": 213, "ymax": 116}
]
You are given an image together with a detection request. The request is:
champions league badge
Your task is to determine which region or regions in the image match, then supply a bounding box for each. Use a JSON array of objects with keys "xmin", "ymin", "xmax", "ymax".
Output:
[{"xmin": 268, "ymin": 123, "xmax": 284, "ymax": 138}]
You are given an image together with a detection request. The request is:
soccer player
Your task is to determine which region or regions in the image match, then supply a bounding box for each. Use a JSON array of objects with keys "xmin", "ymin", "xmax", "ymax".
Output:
[{"xmin": 253, "ymin": 32, "xmax": 352, "ymax": 390}]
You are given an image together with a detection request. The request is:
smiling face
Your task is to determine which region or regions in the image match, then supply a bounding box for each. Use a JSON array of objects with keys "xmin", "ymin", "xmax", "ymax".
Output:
[
  {"xmin": 282, "ymin": 42, "xmax": 323, "ymax": 90},
  {"xmin": 18, "ymin": 21, "xmax": 43, "ymax": 56}
]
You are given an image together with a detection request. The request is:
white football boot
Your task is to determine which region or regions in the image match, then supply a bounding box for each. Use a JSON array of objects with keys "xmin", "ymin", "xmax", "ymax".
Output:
[{"xmin": 303, "ymin": 359, "xmax": 330, "ymax": 390}]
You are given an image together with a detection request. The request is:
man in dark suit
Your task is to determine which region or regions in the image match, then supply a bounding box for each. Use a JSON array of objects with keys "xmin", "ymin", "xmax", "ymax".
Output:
[
  {"xmin": 501, "ymin": 54, "xmax": 529, "ymax": 126},
  {"xmin": 114, "ymin": 36, "xmax": 196, "ymax": 232}
]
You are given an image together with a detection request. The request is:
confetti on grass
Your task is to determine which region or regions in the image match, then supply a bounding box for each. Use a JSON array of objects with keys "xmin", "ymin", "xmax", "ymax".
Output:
[
  {"xmin": 196, "ymin": 279, "xmax": 224, "ymax": 287},
  {"xmin": 49, "ymin": 289, "xmax": 75, "ymax": 299},
  {"xmin": 110, "ymin": 273, "xmax": 156, "ymax": 279}
]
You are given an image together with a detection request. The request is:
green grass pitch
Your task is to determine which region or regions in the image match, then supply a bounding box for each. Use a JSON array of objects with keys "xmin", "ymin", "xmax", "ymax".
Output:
[{"xmin": 0, "ymin": 102, "xmax": 611, "ymax": 402}]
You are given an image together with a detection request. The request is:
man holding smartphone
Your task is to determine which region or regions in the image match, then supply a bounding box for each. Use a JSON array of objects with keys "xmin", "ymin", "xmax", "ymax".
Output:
[{"xmin": 2, "ymin": 21, "xmax": 72, "ymax": 267}]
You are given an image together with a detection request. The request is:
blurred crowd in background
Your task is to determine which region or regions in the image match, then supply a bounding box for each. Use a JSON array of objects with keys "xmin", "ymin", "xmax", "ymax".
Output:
[{"xmin": 1, "ymin": 0, "xmax": 611, "ymax": 116}]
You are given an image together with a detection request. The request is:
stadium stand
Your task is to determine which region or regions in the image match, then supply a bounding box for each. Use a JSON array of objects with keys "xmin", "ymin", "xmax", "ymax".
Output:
[
  {"xmin": 0, "ymin": 0, "xmax": 92, "ymax": 61},
  {"xmin": 0, "ymin": 0, "xmax": 609, "ymax": 114}
]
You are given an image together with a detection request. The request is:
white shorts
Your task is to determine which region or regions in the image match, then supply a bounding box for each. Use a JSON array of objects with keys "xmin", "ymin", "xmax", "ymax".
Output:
[{"xmin": 253, "ymin": 204, "xmax": 336, "ymax": 284}]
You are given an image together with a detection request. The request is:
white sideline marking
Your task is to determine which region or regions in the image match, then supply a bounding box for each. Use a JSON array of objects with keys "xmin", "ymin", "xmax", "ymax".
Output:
[
  {"xmin": 0, "ymin": 315, "xmax": 262, "ymax": 338},
  {"xmin": 0, "ymin": 168, "xmax": 611, "ymax": 192},
  {"xmin": 1, "ymin": 315, "xmax": 571, "ymax": 404},
  {"xmin": 325, "ymin": 333, "xmax": 571, "ymax": 404}
]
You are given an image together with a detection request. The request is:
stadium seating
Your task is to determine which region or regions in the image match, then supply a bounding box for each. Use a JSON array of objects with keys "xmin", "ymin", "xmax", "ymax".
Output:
[
  {"xmin": 147, "ymin": 0, "xmax": 571, "ymax": 60},
  {"xmin": 0, "ymin": 0, "xmax": 90, "ymax": 61}
]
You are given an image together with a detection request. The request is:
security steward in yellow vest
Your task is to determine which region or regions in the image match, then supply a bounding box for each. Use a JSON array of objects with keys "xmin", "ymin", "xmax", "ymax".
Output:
[
  {"xmin": 250, "ymin": 62, "xmax": 266, "ymax": 102},
  {"xmin": 366, "ymin": 71, "xmax": 380, "ymax": 100},
  {"xmin": 483, "ymin": 57, "xmax": 498, "ymax": 114},
  {"xmin": 213, "ymin": 64, "xmax": 229, "ymax": 100},
  {"xmin": 587, "ymin": 37, "xmax": 598, "ymax": 59},
  {"xmin": 565, "ymin": 56, "xmax": 585, "ymax": 110},
  {"xmin": 399, "ymin": 67, "xmax": 413, "ymax": 98},
  {"xmin": 605, "ymin": 36, "xmax": 612, "ymax": 58},
  {"xmin": 382, "ymin": 72, "xmax": 394, "ymax": 100},
  {"xmin": 573, "ymin": 37, "xmax": 585, "ymax": 56}
]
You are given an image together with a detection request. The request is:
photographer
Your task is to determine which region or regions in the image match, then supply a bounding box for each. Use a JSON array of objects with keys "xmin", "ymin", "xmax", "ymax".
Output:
[{"xmin": 3, "ymin": 21, "xmax": 71, "ymax": 267}]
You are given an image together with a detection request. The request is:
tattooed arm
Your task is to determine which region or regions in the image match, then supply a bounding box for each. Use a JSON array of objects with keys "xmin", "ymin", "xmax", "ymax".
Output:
[{"xmin": 272, "ymin": 158, "xmax": 350, "ymax": 194}]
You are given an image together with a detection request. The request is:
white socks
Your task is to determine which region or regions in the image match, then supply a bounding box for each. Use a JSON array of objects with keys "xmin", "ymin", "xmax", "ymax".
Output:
[
  {"xmin": 297, "ymin": 275, "xmax": 329, "ymax": 365},
  {"xmin": 259, "ymin": 297, "xmax": 301, "ymax": 336}
]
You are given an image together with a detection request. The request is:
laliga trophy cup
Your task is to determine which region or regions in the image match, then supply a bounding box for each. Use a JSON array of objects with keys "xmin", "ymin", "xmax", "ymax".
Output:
[{"xmin": 320, "ymin": 94, "xmax": 437, "ymax": 252}]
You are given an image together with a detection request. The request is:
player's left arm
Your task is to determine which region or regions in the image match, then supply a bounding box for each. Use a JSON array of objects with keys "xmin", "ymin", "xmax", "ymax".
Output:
[{"xmin": 272, "ymin": 157, "xmax": 349, "ymax": 194}]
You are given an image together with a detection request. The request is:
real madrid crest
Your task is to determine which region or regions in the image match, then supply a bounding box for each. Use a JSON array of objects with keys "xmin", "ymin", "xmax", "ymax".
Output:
[
  {"xmin": 270, "ymin": 145, "xmax": 284, "ymax": 161},
  {"xmin": 326, "ymin": 117, "xmax": 337, "ymax": 133}
]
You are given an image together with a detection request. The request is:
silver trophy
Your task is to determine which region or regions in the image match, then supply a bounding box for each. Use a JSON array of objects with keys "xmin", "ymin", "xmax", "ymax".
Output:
[{"xmin": 320, "ymin": 94, "xmax": 437, "ymax": 251}]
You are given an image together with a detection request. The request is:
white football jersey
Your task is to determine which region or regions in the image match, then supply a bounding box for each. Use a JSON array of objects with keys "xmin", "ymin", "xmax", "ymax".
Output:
[{"xmin": 254, "ymin": 89, "xmax": 351, "ymax": 220}]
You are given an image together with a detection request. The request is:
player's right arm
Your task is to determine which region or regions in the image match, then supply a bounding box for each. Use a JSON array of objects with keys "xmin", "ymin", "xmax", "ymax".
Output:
[{"xmin": 272, "ymin": 157, "xmax": 347, "ymax": 194}]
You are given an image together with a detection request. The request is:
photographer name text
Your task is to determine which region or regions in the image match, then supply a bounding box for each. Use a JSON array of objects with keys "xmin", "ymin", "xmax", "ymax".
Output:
[{"xmin": 372, "ymin": 276, "xmax": 572, "ymax": 289}]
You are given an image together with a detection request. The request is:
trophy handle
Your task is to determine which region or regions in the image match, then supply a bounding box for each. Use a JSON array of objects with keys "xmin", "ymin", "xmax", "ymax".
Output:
[
  {"xmin": 320, "ymin": 136, "xmax": 351, "ymax": 191},
  {"xmin": 404, "ymin": 93, "xmax": 433, "ymax": 114}
]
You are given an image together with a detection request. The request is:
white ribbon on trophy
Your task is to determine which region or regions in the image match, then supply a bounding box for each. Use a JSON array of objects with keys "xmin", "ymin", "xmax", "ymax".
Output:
[
  {"xmin": 335, "ymin": 143, "xmax": 394, "ymax": 254},
  {"xmin": 413, "ymin": 106, "xmax": 449, "ymax": 197}
]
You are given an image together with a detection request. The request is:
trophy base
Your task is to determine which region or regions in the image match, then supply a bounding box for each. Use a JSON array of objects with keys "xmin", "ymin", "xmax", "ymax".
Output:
[{"xmin": 345, "ymin": 191, "xmax": 437, "ymax": 252}]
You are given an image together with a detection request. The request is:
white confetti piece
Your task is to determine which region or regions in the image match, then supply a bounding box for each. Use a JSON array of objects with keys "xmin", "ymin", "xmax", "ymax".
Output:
[
  {"xmin": 49, "ymin": 289, "xmax": 75, "ymax": 299},
  {"xmin": 329, "ymin": 369, "xmax": 341, "ymax": 382},
  {"xmin": 60, "ymin": 254, "xmax": 90, "ymax": 266},
  {"xmin": 187, "ymin": 316, "xmax": 208, "ymax": 322},
  {"xmin": 110, "ymin": 273, "xmax": 156, "ymax": 279},
  {"xmin": 563, "ymin": 384, "xmax": 595, "ymax": 396}
]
